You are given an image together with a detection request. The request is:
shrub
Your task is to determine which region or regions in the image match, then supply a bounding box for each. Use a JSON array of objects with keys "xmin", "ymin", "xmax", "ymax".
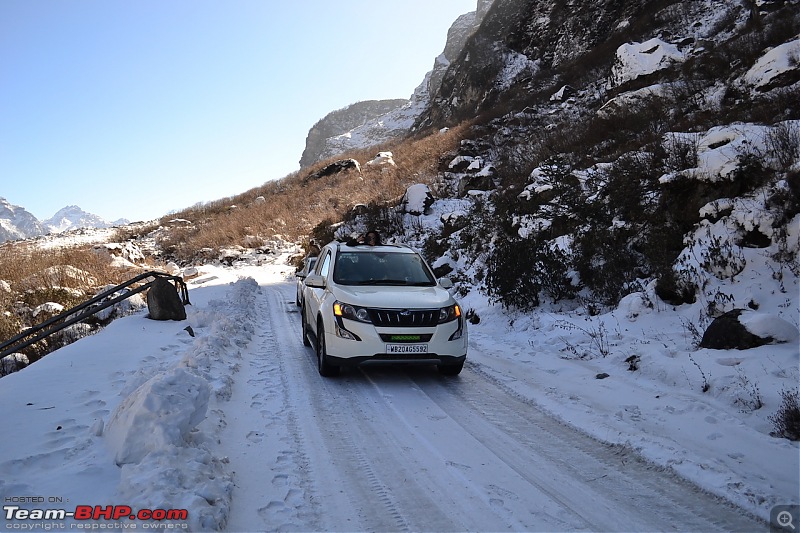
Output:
[
  {"xmin": 765, "ymin": 121, "xmax": 800, "ymax": 172},
  {"xmin": 574, "ymin": 224, "xmax": 642, "ymax": 305},
  {"xmin": 485, "ymin": 236, "xmax": 542, "ymax": 311},
  {"xmin": 769, "ymin": 389, "xmax": 800, "ymax": 441},
  {"xmin": 485, "ymin": 234, "xmax": 578, "ymax": 311}
]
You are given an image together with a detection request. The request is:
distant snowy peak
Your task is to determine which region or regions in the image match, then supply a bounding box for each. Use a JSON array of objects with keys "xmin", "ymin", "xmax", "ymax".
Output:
[
  {"xmin": 0, "ymin": 198, "xmax": 130, "ymax": 243},
  {"xmin": 44, "ymin": 205, "xmax": 130, "ymax": 234},
  {"xmin": 0, "ymin": 197, "xmax": 46, "ymax": 242}
]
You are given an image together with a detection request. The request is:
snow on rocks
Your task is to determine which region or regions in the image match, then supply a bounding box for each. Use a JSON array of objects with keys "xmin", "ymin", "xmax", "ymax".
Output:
[
  {"xmin": 660, "ymin": 122, "xmax": 798, "ymax": 183},
  {"xmin": 366, "ymin": 151, "xmax": 396, "ymax": 167},
  {"xmin": 743, "ymin": 35, "xmax": 800, "ymax": 91},
  {"xmin": 700, "ymin": 309, "xmax": 799, "ymax": 350},
  {"xmin": 32, "ymin": 301, "xmax": 64, "ymax": 318},
  {"xmin": 611, "ymin": 37, "xmax": 685, "ymax": 87},
  {"xmin": 496, "ymin": 49, "xmax": 539, "ymax": 91},
  {"xmin": 737, "ymin": 310, "xmax": 799, "ymax": 344},
  {"xmin": 0, "ymin": 353, "xmax": 28, "ymax": 374},
  {"xmin": 93, "ymin": 241, "xmax": 146, "ymax": 267},
  {"xmin": 400, "ymin": 184, "xmax": 434, "ymax": 215}
]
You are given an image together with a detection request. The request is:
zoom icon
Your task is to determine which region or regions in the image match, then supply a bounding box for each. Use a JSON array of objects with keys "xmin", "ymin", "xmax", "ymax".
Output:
[{"xmin": 772, "ymin": 505, "xmax": 799, "ymax": 532}]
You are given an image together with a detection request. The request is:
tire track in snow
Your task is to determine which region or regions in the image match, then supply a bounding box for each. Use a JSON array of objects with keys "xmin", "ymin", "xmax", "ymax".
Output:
[
  {"xmin": 264, "ymin": 283, "xmax": 415, "ymax": 533},
  {"xmin": 221, "ymin": 283, "xmax": 318, "ymax": 532},
  {"xmin": 413, "ymin": 362, "xmax": 766, "ymax": 532}
]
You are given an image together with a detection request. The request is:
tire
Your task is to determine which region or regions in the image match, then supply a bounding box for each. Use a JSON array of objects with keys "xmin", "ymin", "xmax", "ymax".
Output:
[
  {"xmin": 315, "ymin": 322, "xmax": 340, "ymax": 377},
  {"xmin": 301, "ymin": 304, "xmax": 311, "ymax": 347},
  {"xmin": 438, "ymin": 361, "xmax": 464, "ymax": 376}
]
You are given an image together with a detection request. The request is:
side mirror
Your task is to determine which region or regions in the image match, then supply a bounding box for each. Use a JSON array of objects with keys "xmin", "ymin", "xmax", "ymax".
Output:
[
  {"xmin": 438, "ymin": 277, "xmax": 454, "ymax": 289},
  {"xmin": 304, "ymin": 273, "xmax": 326, "ymax": 288}
]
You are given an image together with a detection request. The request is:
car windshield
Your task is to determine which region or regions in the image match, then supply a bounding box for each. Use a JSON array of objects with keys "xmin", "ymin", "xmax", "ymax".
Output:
[{"xmin": 333, "ymin": 251, "xmax": 436, "ymax": 286}]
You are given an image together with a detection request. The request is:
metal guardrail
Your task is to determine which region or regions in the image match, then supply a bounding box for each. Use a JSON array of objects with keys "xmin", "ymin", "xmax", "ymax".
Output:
[{"xmin": 0, "ymin": 271, "xmax": 190, "ymax": 360}]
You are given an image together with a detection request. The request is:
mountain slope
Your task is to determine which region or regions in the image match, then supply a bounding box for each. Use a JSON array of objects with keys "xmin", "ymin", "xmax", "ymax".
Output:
[{"xmin": 0, "ymin": 197, "xmax": 46, "ymax": 242}]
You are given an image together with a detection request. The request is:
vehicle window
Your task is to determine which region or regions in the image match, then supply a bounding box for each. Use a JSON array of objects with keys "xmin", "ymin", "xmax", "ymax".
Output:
[
  {"xmin": 305, "ymin": 257, "xmax": 318, "ymax": 274},
  {"xmin": 318, "ymin": 251, "xmax": 332, "ymax": 278},
  {"xmin": 333, "ymin": 251, "xmax": 435, "ymax": 286}
]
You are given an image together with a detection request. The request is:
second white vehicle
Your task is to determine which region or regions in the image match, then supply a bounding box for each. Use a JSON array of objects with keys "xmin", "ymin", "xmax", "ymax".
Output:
[{"xmin": 300, "ymin": 240, "xmax": 467, "ymax": 376}]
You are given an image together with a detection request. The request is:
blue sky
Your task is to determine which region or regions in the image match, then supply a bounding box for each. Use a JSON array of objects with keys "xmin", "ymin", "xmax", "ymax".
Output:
[{"xmin": 0, "ymin": 1, "xmax": 475, "ymax": 222}]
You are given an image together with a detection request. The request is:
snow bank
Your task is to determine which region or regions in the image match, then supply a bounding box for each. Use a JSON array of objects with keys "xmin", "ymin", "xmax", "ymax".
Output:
[
  {"xmin": 104, "ymin": 277, "xmax": 260, "ymax": 530},
  {"xmin": 105, "ymin": 367, "xmax": 211, "ymax": 465}
]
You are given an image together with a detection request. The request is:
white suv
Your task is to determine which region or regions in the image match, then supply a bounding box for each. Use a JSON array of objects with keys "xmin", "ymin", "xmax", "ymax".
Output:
[{"xmin": 300, "ymin": 241, "xmax": 467, "ymax": 376}]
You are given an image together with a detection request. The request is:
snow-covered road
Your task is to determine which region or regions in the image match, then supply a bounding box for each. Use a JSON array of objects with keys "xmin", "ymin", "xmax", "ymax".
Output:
[
  {"xmin": 214, "ymin": 274, "xmax": 765, "ymax": 532},
  {"xmin": 1, "ymin": 252, "xmax": 790, "ymax": 531}
]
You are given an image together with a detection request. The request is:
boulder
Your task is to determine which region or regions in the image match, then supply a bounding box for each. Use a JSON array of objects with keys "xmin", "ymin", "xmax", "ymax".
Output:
[
  {"xmin": 401, "ymin": 184, "xmax": 434, "ymax": 215},
  {"xmin": 1, "ymin": 353, "xmax": 29, "ymax": 375},
  {"xmin": 146, "ymin": 278, "xmax": 186, "ymax": 321},
  {"xmin": 700, "ymin": 309, "xmax": 799, "ymax": 350},
  {"xmin": 304, "ymin": 159, "xmax": 361, "ymax": 183},
  {"xmin": 367, "ymin": 152, "xmax": 396, "ymax": 167}
]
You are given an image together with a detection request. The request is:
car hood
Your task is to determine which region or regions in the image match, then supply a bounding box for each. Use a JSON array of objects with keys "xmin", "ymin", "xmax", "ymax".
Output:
[{"xmin": 332, "ymin": 285, "xmax": 455, "ymax": 309}]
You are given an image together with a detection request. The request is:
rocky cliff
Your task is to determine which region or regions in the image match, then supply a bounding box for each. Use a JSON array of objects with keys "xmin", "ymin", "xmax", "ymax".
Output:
[
  {"xmin": 299, "ymin": 0, "xmax": 491, "ymax": 167},
  {"xmin": 299, "ymin": 99, "xmax": 407, "ymax": 168}
]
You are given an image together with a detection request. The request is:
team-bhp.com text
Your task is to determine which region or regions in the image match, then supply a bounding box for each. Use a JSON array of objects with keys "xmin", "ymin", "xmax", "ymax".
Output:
[{"xmin": 4, "ymin": 505, "xmax": 188, "ymax": 529}]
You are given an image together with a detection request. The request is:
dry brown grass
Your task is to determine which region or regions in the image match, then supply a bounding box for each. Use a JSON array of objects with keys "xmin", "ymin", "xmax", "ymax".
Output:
[
  {"xmin": 159, "ymin": 122, "xmax": 472, "ymax": 261},
  {"xmin": 0, "ymin": 242, "xmax": 135, "ymax": 291},
  {"xmin": 0, "ymin": 240, "xmax": 151, "ymax": 362}
]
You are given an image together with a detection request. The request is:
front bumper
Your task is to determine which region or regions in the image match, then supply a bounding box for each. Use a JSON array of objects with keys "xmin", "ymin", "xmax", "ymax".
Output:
[{"xmin": 324, "ymin": 316, "xmax": 467, "ymax": 366}]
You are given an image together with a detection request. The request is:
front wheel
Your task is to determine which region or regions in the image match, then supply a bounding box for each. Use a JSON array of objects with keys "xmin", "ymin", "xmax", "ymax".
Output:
[
  {"xmin": 438, "ymin": 361, "xmax": 464, "ymax": 376},
  {"xmin": 316, "ymin": 323, "xmax": 340, "ymax": 377},
  {"xmin": 301, "ymin": 304, "xmax": 311, "ymax": 346}
]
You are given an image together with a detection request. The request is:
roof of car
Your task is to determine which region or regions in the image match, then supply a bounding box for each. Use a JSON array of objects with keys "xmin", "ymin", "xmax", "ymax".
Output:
[{"xmin": 333, "ymin": 240, "xmax": 415, "ymax": 253}]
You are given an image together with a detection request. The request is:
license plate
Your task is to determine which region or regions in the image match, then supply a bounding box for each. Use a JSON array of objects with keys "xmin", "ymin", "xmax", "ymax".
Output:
[{"xmin": 385, "ymin": 344, "xmax": 428, "ymax": 354}]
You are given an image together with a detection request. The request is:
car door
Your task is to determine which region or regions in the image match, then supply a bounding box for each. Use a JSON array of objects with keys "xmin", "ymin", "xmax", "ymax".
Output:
[{"xmin": 304, "ymin": 249, "xmax": 332, "ymax": 337}]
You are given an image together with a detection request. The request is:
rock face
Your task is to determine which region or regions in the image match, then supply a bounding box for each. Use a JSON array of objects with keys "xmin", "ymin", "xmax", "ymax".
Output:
[
  {"xmin": 415, "ymin": 0, "xmax": 675, "ymax": 129},
  {"xmin": 146, "ymin": 278, "xmax": 186, "ymax": 321},
  {"xmin": 299, "ymin": 0, "xmax": 490, "ymax": 167},
  {"xmin": 426, "ymin": 0, "xmax": 493, "ymax": 104},
  {"xmin": 299, "ymin": 100, "xmax": 407, "ymax": 168}
]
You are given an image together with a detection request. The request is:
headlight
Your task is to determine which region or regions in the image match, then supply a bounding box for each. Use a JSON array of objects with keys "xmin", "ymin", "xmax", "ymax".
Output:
[
  {"xmin": 333, "ymin": 301, "xmax": 373, "ymax": 323},
  {"xmin": 438, "ymin": 304, "xmax": 462, "ymax": 323}
]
